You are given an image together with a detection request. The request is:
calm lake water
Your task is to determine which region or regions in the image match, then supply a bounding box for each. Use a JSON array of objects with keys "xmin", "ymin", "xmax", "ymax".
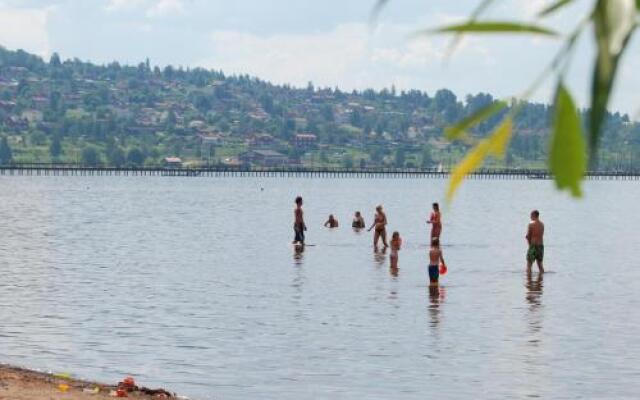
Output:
[{"xmin": 1, "ymin": 176, "xmax": 639, "ymax": 399}]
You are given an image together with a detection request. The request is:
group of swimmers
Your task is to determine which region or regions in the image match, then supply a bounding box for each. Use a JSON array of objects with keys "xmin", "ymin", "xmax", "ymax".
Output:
[
  {"xmin": 294, "ymin": 196, "xmax": 546, "ymax": 286},
  {"xmin": 294, "ymin": 196, "xmax": 449, "ymax": 286}
]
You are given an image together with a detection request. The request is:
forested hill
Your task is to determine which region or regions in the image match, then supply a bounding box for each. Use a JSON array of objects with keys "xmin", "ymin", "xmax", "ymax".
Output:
[{"xmin": 0, "ymin": 46, "xmax": 638, "ymax": 169}]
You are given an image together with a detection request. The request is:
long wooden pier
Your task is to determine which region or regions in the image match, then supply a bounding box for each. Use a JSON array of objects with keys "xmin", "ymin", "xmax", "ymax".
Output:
[{"xmin": 0, "ymin": 164, "xmax": 639, "ymax": 180}]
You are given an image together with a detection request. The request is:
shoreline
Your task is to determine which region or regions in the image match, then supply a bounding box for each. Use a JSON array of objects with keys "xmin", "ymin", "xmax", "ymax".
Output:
[{"xmin": 0, "ymin": 364, "xmax": 178, "ymax": 399}]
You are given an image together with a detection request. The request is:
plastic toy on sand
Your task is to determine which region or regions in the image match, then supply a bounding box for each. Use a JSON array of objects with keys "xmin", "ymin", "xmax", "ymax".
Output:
[{"xmin": 439, "ymin": 263, "xmax": 448, "ymax": 275}]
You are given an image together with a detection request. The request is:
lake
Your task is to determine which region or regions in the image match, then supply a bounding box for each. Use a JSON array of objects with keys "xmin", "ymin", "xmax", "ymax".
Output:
[{"xmin": 1, "ymin": 176, "xmax": 639, "ymax": 399}]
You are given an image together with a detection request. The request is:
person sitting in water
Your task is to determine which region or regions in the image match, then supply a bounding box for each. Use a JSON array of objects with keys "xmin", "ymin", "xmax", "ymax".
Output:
[
  {"xmin": 324, "ymin": 214, "xmax": 339, "ymax": 228},
  {"xmin": 390, "ymin": 231, "xmax": 402, "ymax": 269},
  {"xmin": 428, "ymin": 237, "xmax": 445, "ymax": 287},
  {"xmin": 352, "ymin": 211, "xmax": 366, "ymax": 229}
]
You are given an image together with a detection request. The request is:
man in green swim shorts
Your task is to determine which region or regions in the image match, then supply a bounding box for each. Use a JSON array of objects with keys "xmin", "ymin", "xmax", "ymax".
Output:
[{"xmin": 526, "ymin": 210, "xmax": 545, "ymax": 274}]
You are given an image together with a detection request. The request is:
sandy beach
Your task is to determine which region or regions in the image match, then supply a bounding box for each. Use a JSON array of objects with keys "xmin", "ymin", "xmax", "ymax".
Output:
[{"xmin": 0, "ymin": 364, "xmax": 176, "ymax": 400}]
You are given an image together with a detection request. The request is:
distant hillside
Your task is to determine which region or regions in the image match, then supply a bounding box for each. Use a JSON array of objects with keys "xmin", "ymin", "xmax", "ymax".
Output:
[{"xmin": 0, "ymin": 46, "xmax": 638, "ymax": 169}]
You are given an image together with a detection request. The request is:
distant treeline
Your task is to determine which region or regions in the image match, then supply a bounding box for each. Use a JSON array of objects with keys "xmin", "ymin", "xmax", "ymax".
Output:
[{"xmin": 0, "ymin": 46, "xmax": 638, "ymax": 169}]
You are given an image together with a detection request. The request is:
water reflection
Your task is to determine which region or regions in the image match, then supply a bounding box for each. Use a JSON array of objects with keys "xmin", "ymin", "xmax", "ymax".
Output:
[
  {"xmin": 427, "ymin": 286, "xmax": 446, "ymax": 330},
  {"xmin": 389, "ymin": 266, "xmax": 399, "ymax": 278},
  {"xmin": 526, "ymin": 273, "xmax": 543, "ymax": 306},
  {"xmin": 373, "ymin": 247, "xmax": 387, "ymax": 267},
  {"xmin": 525, "ymin": 272, "xmax": 544, "ymax": 340},
  {"xmin": 293, "ymin": 244, "xmax": 305, "ymax": 266}
]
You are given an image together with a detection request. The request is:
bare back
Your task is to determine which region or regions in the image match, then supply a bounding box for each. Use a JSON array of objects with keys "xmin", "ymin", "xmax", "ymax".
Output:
[
  {"xmin": 294, "ymin": 207, "xmax": 304, "ymax": 224},
  {"xmin": 429, "ymin": 247, "xmax": 442, "ymax": 265},
  {"xmin": 527, "ymin": 220, "xmax": 544, "ymax": 245}
]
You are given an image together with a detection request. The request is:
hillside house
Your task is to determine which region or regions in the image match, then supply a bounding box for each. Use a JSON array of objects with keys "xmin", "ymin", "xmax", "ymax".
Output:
[
  {"xmin": 293, "ymin": 133, "xmax": 317, "ymax": 149},
  {"xmin": 239, "ymin": 149, "xmax": 289, "ymax": 167},
  {"xmin": 163, "ymin": 157, "xmax": 183, "ymax": 168},
  {"xmin": 198, "ymin": 133, "xmax": 222, "ymax": 145},
  {"xmin": 248, "ymin": 133, "xmax": 275, "ymax": 148}
]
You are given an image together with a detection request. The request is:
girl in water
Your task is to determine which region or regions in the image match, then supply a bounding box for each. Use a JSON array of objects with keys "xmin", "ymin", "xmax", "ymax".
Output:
[
  {"xmin": 427, "ymin": 202, "xmax": 442, "ymax": 240},
  {"xmin": 368, "ymin": 205, "xmax": 388, "ymax": 249},
  {"xmin": 390, "ymin": 231, "xmax": 402, "ymax": 269}
]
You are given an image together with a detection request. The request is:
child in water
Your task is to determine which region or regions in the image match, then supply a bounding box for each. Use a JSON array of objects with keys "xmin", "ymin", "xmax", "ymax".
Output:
[
  {"xmin": 428, "ymin": 237, "xmax": 445, "ymax": 287},
  {"xmin": 427, "ymin": 202, "xmax": 442, "ymax": 240},
  {"xmin": 390, "ymin": 231, "xmax": 402, "ymax": 268}
]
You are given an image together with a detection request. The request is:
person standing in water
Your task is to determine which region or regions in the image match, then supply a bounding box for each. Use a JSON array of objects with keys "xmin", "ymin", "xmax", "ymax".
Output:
[
  {"xmin": 526, "ymin": 209, "xmax": 545, "ymax": 274},
  {"xmin": 293, "ymin": 196, "xmax": 306, "ymax": 246},
  {"xmin": 352, "ymin": 211, "xmax": 366, "ymax": 230},
  {"xmin": 428, "ymin": 237, "xmax": 445, "ymax": 287},
  {"xmin": 390, "ymin": 231, "xmax": 402, "ymax": 269},
  {"xmin": 427, "ymin": 202, "xmax": 442, "ymax": 240},
  {"xmin": 324, "ymin": 214, "xmax": 339, "ymax": 228},
  {"xmin": 368, "ymin": 205, "xmax": 389, "ymax": 248}
]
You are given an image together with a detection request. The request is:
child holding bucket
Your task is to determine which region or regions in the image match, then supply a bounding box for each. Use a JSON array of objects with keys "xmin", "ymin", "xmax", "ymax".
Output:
[{"xmin": 428, "ymin": 237, "xmax": 446, "ymax": 287}]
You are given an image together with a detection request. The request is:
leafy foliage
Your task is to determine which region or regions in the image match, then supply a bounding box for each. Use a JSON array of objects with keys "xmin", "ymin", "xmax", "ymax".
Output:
[
  {"xmin": 549, "ymin": 84, "xmax": 586, "ymax": 197},
  {"xmin": 447, "ymin": 116, "xmax": 512, "ymax": 201},
  {"xmin": 424, "ymin": 21, "xmax": 557, "ymax": 36},
  {"xmin": 0, "ymin": 136, "xmax": 12, "ymax": 164},
  {"xmin": 376, "ymin": 0, "xmax": 640, "ymax": 200}
]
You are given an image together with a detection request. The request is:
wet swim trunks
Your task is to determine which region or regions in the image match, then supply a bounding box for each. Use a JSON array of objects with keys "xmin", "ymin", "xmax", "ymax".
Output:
[
  {"xmin": 428, "ymin": 265, "xmax": 439, "ymax": 282},
  {"xmin": 527, "ymin": 244, "xmax": 544, "ymax": 263},
  {"xmin": 294, "ymin": 223, "xmax": 305, "ymax": 244}
]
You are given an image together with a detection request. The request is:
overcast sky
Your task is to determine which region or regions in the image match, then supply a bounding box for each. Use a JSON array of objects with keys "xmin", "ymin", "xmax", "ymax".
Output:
[{"xmin": 0, "ymin": 0, "xmax": 638, "ymax": 115}]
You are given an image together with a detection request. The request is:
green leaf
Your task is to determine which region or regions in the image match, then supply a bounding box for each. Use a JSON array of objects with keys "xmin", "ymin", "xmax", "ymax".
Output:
[
  {"xmin": 538, "ymin": 0, "xmax": 574, "ymax": 17},
  {"xmin": 445, "ymin": 0, "xmax": 496, "ymax": 57},
  {"xmin": 445, "ymin": 101, "xmax": 507, "ymax": 140},
  {"xmin": 589, "ymin": 0, "xmax": 636, "ymax": 163},
  {"xmin": 427, "ymin": 21, "xmax": 558, "ymax": 36},
  {"xmin": 447, "ymin": 116, "xmax": 513, "ymax": 201},
  {"xmin": 370, "ymin": 0, "xmax": 390, "ymax": 25},
  {"xmin": 549, "ymin": 84, "xmax": 586, "ymax": 197}
]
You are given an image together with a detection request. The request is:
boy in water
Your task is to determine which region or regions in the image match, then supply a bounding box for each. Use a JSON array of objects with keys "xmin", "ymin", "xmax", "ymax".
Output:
[
  {"xmin": 526, "ymin": 210, "xmax": 545, "ymax": 274},
  {"xmin": 352, "ymin": 211, "xmax": 366, "ymax": 229},
  {"xmin": 428, "ymin": 237, "xmax": 445, "ymax": 287},
  {"xmin": 293, "ymin": 196, "xmax": 306, "ymax": 245}
]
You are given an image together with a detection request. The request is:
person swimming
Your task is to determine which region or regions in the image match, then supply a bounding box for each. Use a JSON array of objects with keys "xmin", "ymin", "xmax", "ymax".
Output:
[
  {"xmin": 368, "ymin": 205, "xmax": 389, "ymax": 249},
  {"xmin": 390, "ymin": 231, "xmax": 402, "ymax": 269},
  {"xmin": 324, "ymin": 214, "xmax": 339, "ymax": 228},
  {"xmin": 352, "ymin": 211, "xmax": 366, "ymax": 229}
]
